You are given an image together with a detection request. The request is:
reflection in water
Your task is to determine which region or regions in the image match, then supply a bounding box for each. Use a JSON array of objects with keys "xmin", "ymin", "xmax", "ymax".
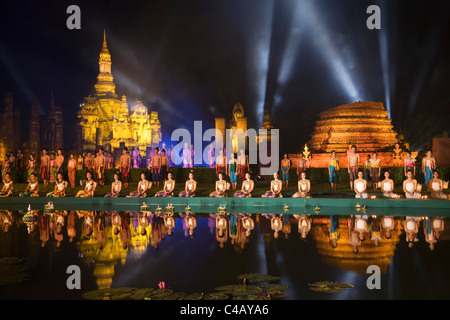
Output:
[{"xmin": 0, "ymin": 208, "xmax": 448, "ymax": 298}]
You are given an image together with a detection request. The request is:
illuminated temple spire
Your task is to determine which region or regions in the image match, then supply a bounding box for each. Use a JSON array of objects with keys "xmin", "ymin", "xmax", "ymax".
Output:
[{"xmin": 95, "ymin": 30, "xmax": 117, "ymax": 97}]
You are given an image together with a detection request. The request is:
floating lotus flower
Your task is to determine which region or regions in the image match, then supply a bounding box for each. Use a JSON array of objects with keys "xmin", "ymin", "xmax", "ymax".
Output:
[
  {"xmin": 355, "ymin": 203, "xmax": 361, "ymax": 210},
  {"xmin": 218, "ymin": 205, "xmax": 226, "ymax": 213},
  {"xmin": 158, "ymin": 281, "xmax": 166, "ymax": 290},
  {"xmin": 283, "ymin": 204, "xmax": 290, "ymax": 212},
  {"xmin": 140, "ymin": 202, "xmax": 149, "ymax": 213},
  {"xmin": 314, "ymin": 205, "xmax": 321, "ymax": 213},
  {"xmin": 165, "ymin": 203, "xmax": 174, "ymax": 214},
  {"xmin": 22, "ymin": 206, "xmax": 37, "ymax": 233}
]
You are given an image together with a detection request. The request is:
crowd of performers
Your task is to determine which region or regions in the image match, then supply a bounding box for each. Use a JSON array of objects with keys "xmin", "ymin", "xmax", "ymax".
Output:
[{"xmin": 0, "ymin": 145, "xmax": 448, "ymax": 200}]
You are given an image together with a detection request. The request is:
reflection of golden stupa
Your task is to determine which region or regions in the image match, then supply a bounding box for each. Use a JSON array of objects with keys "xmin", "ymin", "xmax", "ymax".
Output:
[
  {"xmin": 312, "ymin": 217, "xmax": 400, "ymax": 274},
  {"xmin": 77, "ymin": 224, "xmax": 129, "ymax": 289},
  {"xmin": 129, "ymin": 225, "xmax": 151, "ymax": 260},
  {"xmin": 308, "ymin": 101, "xmax": 399, "ymax": 153}
]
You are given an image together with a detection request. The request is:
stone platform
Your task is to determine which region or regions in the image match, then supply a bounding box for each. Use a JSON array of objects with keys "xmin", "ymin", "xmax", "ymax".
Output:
[{"xmin": 1, "ymin": 196, "xmax": 448, "ymax": 217}]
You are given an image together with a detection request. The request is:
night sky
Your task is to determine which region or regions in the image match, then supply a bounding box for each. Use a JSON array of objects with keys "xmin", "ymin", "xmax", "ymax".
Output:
[{"xmin": 0, "ymin": 0, "xmax": 449, "ymax": 154}]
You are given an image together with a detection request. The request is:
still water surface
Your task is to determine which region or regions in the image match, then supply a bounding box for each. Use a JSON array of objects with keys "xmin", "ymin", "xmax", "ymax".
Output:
[{"xmin": 0, "ymin": 210, "xmax": 449, "ymax": 300}]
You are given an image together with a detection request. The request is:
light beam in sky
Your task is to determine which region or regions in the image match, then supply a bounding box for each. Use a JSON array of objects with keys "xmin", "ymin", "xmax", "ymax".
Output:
[
  {"xmin": 377, "ymin": 0, "xmax": 392, "ymax": 118},
  {"xmin": 299, "ymin": 0, "xmax": 363, "ymax": 102},
  {"xmin": 246, "ymin": 0, "xmax": 275, "ymax": 129},
  {"xmin": 272, "ymin": 0, "xmax": 304, "ymax": 113}
]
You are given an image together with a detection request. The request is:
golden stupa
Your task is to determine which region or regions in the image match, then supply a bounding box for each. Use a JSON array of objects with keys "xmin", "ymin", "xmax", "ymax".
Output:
[
  {"xmin": 308, "ymin": 101, "xmax": 399, "ymax": 153},
  {"xmin": 77, "ymin": 31, "xmax": 161, "ymax": 156}
]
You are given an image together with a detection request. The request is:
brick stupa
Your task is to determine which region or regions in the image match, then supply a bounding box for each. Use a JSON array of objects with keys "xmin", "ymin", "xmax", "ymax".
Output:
[{"xmin": 290, "ymin": 101, "xmax": 401, "ymax": 168}]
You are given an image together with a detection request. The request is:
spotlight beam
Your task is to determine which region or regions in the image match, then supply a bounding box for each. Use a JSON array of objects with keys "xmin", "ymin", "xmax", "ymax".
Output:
[{"xmin": 299, "ymin": 0, "xmax": 362, "ymax": 102}]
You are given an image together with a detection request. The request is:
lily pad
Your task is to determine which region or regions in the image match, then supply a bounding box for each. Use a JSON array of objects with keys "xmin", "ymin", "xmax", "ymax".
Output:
[
  {"xmin": 268, "ymin": 291, "xmax": 288, "ymax": 299},
  {"xmin": 203, "ymin": 292, "xmax": 229, "ymax": 300},
  {"xmin": 214, "ymin": 284, "xmax": 243, "ymax": 293},
  {"xmin": 308, "ymin": 281, "xmax": 354, "ymax": 293},
  {"xmin": 129, "ymin": 288, "xmax": 156, "ymax": 300},
  {"xmin": 162, "ymin": 292, "xmax": 186, "ymax": 300},
  {"xmin": 151, "ymin": 288, "xmax": 174, "ymax": 299},
  {"xmin": 260, "ymin": 284, "xmax": 289, "ymax": 291},
  {"xmin": 232, "ymin": 285, "xmax": 263, "ymax": 296},
  {"xmin": 183, "ymin": 292, "xmax": 204, "ymax": 300},
  {"xmin": 233, "ymin": 295, "xmax": 259, "ymax": 300},
  {"xmin": 237, "ymin": 273, "xmax": 281, "ymax": 283},
  {"xmin": 82, "ymin": 288, "xmax": 135, "ymax": 300}
]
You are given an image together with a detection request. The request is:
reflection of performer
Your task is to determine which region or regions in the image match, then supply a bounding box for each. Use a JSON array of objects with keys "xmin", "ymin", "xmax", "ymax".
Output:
[
  {"xmin": 329, "ymin": 215, "xmax": 340, "ymax": 248},
  {"xmin": 295, "ymin": 214, "xmax": 311, "ymax": 239},
  {"xmin": 270, "ymin": 215, "xmax": 283, "ymax": 239}
]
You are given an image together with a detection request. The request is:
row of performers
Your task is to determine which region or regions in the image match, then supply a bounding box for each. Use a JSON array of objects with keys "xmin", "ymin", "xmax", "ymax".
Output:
[{"xmin": 0, "ymin": 167, "xmax": 447, "ymax": 200}]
